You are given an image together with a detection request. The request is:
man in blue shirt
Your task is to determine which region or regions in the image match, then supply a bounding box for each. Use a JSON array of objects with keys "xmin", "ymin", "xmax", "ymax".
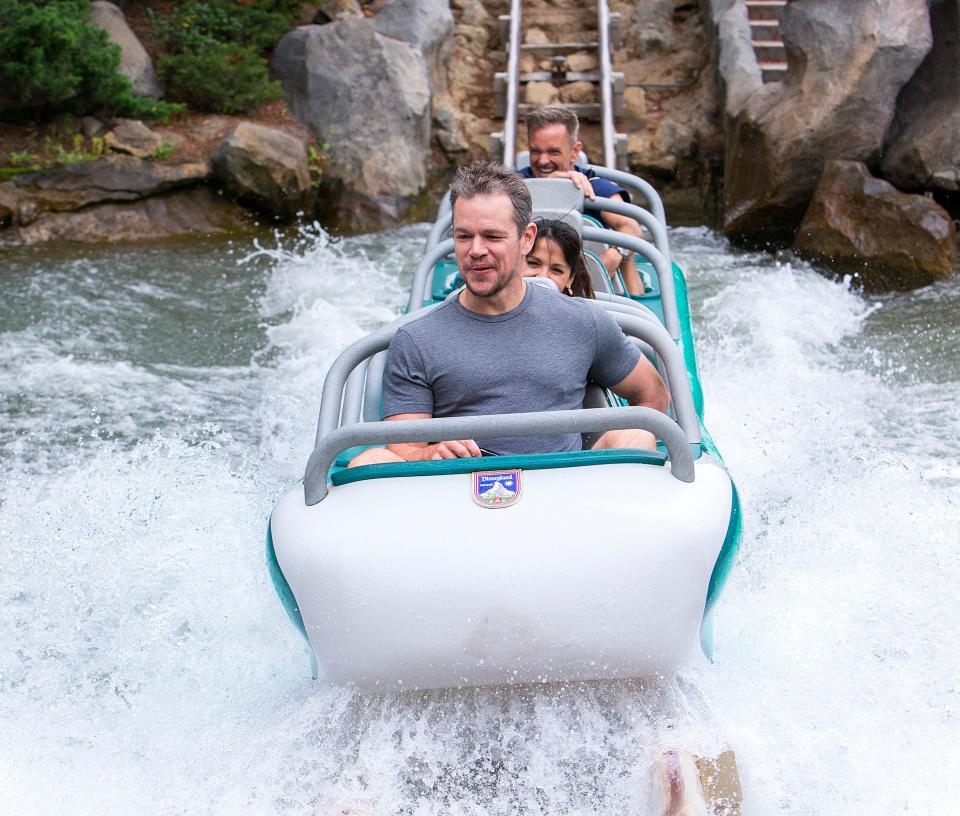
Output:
[{"xmin": 520, "ymin": 105, "xmax": 646, "ymax": 295}]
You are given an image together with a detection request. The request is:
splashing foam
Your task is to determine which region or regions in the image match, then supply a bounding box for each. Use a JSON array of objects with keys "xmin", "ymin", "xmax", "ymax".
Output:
[
  {"xmin": 677, "ymin": 231, "xmax": 960, "ymax": 814},
  {"xmin": 2, "ymin": 227, "xmax": 957, "ymax": 814}
]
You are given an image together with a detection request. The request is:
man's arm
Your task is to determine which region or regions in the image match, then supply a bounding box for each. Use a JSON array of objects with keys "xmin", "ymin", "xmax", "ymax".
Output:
[
  {"xmin": 609, "ymin": 355, "xmax": 669, "ymax": 413},
  {"xmin": 385, "ymin": 413, "xmax": 481, "ymax": 461}
]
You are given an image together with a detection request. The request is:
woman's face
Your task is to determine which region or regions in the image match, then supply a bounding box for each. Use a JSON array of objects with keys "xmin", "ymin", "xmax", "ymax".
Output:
[{"xmin": 524, "ymin": 237, "xmax": 574, "ymax": 293}]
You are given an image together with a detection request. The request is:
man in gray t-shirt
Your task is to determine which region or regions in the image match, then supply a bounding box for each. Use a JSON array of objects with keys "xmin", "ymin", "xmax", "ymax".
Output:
[
  {"xmin": 350, "ymin": 161, "xmax": 669, "ymax": 465},
  {"xmin": 382, "ymin": 282, "xmax": 641, "ymax": 454}
]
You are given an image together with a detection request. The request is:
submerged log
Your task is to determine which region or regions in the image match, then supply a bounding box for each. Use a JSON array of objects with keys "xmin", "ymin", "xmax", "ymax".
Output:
[{"xmin": 696, "ymin": 750, "xmax": 743, "ymax": 816}]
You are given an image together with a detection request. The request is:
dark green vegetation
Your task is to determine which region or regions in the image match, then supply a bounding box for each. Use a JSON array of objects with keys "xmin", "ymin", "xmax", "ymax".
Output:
[
  {"xmin": 0, "ymin": 0, "xmax": 302, "ymax": 124},
  {"xmin": 149, "ymin": 0, "xmax": 300, "ymax": 114},
  {"xmin": 0, "ymin": 0, "xmax": 179, "ymax": 123}
]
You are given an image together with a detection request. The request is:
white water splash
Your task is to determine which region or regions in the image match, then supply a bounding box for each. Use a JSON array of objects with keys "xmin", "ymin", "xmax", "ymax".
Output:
[{"xmin": 1, "ymin": 226, "xmax": 957, "ymax": 814}]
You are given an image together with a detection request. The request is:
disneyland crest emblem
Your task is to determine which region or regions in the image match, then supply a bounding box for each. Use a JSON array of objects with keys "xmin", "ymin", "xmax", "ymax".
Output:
[{"xmin": 472, "ymin": 469, "xmax": 522, "ymax": 509}]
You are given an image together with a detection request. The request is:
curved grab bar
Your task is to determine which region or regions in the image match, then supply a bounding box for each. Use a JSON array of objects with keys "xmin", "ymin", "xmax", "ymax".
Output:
[
  {"xmin": 407, "ymin": 238, "xmax": 455, "ymax": 311},
  {"xmin": 424, "ymin": 195, "xmax": 452, "ymax": 252},
  {"xmin": 582, "ymin": 226, "xmax": 680, "ymax": 340},
  {"xmin": 316, "ymin": 305, "xmax": 440, "ymax": 442},
  {"xmin": 585, "ymin": 164, "xmax": 668, "ymax": 235},
  {"xmin": 304, "ymin": 406, "xmax": 694, "ymax": 504},
  {"xmin": 596, "ymin": 308, "xmax": 700, "ymax": 444},
  {"xmin": 585, "ymin": 197, "xmax": 672, "ymax": 268}
]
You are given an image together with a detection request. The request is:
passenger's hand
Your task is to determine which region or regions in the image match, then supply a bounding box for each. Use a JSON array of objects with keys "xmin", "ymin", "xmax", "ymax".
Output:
[
  {"xmin": 541, "ymin": 169, "xmax": 597, "ymax": 200},
  {"xmin": 412, "ymin": 439, "xmax": 482, "ymax": 460}
]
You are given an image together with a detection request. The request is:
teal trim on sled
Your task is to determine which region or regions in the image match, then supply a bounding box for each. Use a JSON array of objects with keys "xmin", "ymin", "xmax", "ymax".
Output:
[
  {"xmin": 699, "ymin": 481, "xmax": 742, "ymax": 660},
  {"xmin": 332, "ymin": 448, "xmax": 667, "ymax": 487},
  {"xmin": 673, "ymin": 263, "xmax": 705, "ymax": 418},
  {"xmin": 266, "ymin": 520, "xmax": 307, "ymax": 641}
]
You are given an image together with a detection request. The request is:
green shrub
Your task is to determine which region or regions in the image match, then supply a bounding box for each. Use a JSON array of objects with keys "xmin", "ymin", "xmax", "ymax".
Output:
[
  {"xmin": 0, "ymin": 0, "xmax": 179, "ymax": 122},
  {"xmin": 157, "ymin": 43, "xmax": 282, "ymax": 115},
  {"xmin": 150, "ymin": 0, "xmax": 293, "ymax": 53},
  {"xmin": 150, "ymin": 0, "xmax": 295, "ymax": 115}
]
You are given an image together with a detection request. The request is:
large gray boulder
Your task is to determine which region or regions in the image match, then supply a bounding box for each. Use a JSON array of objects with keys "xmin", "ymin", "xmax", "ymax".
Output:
[
  {"xmin": 313, "ymin": 0, "xmax": 363, "ymax": 23},
  {"xmin": 104, "ymin": 118, "xmax": 166, "ymax": 157},
  {"xmin": 371, "ymin": 0, "xmax": 453, "ymax": 88},
  {"xmin": 881, "ymin": 0, "xmax": 960, "ymax": 192},
  {"xmin": 0, "ymin": 188, "xmax": 250, "ymax": 247},
  {"xmin": 212, "ymin": 122, "xmax": 312, "ymax": 221},
  {"xmin": 12, "ymin": 155, "xmax": 210, "ymax": 212},
  {"xmin": 703, "ymin": 0, "xmax": 763, "ymax": 119},
  {"xmin": 724, "ymin": 0, "xmax": 932, "ymax": 243},
  {"xmin": 793, "ymin": 161, "xmax": 956, "ymax": 291},
  {"xmin": 624, "ymin": 0, "xmax": 674, "ymax": 55},
  {"xmin": 90, "ymin": 1, "xmax": 162, "ymax": 98},
  {"xmin": 272, "ymin": 21, "xmax": 431, "ymax": 227}
]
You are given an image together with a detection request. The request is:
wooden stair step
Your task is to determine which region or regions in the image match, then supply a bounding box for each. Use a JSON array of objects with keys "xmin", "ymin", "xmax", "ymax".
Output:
[
  {"xmin": 750, "ymin": 20, "xmax": 782, "ymax": 41},
  {"xmin": 520, "ymin": 71, "xmax": 602, "ymax": 83},
  {"xmin": 752, "ymin": 42, "xmax": 786, "ymax": 61},
  {"xmin": 520, "ymin": 42, "xmax": 599, "ymax": 56},
  {"xmin": 517, "ymin": 102, "xmax": 602, "ymax": 121},
  {"xmin": 758, "ymin": 59, "xmax": 788, "ymax": 82},
  {"xmin": 745, "ymin": 0, "xmax": 788, "ymax": 22}
]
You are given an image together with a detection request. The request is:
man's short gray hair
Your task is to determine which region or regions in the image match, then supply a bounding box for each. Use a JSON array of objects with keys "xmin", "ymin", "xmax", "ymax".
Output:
[
  {"xmin": 525, "ymin": 105, "xmax": 580, "ymax": 145},
  {"xmin": 449, "ymin": 161, "xmax": 533, "ymax": 236}
]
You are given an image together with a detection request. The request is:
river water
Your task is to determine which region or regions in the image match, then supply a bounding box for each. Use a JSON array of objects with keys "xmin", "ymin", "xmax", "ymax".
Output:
[{"xmin": 1, "ymin": 225, "xmax": 958, "ymax": 815}]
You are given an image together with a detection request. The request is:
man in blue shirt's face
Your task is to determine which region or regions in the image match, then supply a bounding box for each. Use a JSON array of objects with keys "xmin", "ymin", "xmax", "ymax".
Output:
[
  {"xmin": 525, "ymin": 107, "xmax": 647, "ymax": 295},
  {"xmin": 528, "ymin": 122, "xmax": 583, "ymax": 178}
]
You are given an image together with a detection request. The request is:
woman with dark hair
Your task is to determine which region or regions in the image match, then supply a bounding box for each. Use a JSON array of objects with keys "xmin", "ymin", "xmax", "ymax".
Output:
[{"xmin": 523, "ymin": 218, "xmax": 595, "ymax": 299}]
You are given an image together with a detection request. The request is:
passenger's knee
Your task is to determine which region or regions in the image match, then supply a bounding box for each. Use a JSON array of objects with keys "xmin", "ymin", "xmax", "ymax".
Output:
[
  {"xmin": 347, "ymin": 447, "xmax": 404, "ymax": 468},
  {"xmin": 592, "ymin": 429, "xmax": 657, "ymax": 451}
]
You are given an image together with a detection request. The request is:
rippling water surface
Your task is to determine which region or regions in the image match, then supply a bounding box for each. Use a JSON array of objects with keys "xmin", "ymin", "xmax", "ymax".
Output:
[{"xmin": 2, "ymin": 226, "xmax": 958, "ymax": 814}]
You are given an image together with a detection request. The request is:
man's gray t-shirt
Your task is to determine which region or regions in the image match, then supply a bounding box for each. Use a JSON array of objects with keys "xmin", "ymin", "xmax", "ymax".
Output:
[{"xmin": 380, "ymin": 283, "xmax": 641, "ymax": 454}]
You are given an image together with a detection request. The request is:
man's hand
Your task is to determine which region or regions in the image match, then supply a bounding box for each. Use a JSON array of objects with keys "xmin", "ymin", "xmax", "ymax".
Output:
[
  {"xmin": 383, "ymin": 413, "xmax": 482, "ymax": 461},
  {"xmin": 406, "ymin": 439, "xmax": 483, "ymax": 460},
  {"xmin": 537, "ymin": 169, "xmax": 597, "ymax": 200}
]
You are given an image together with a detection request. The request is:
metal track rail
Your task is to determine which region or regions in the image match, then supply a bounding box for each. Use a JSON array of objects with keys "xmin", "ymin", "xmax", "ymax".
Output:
[
  {"xmin": 597, "ymin": 0, "xmax": 619, "ymax": 169},
  {"xmin": 501, "ymin": 0, "xmax": 522, "ymax": 168},
  {"xmin": 494, "ymin": 0, "xmax": 624, "ymax": 170}
]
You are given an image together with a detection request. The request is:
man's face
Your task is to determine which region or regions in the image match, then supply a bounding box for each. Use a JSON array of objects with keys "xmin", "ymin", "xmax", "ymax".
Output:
[
  {"xmin": 452, "ymin": 193, "xmax": 535, "ymax": 301},
  {"xmin": 528, "ymin": 123, "xmax": 581, "ymax": 176}
]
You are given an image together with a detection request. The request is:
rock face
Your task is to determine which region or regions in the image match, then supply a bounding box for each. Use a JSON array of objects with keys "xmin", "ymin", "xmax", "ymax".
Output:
[
  {"xmin": 724, "ymin": 0, "xmax": 932, "ymax": 243},
  {"xmin": 0, "ymin": 187, "xmax": 250, "ymax": 246},
  {"xmin": 372, "ymin": 0, "xmax": 453, "ymax": 89},
  {"xmin": 882, "ymin": 0, "xmax": 960, "ymax": 192},
  {"xmin": 272, "ymin": 22, "xmax": 431, "ymax": 227},
  {"xmin": 212, "ymin": 122, "xmax": 312, "ymax": 220},
  {"xmin": 794, "ymin": 161, "xmax": 956, "ymax": 291},
  {"xmin": 104, "ymin": 119, "xmax": 166, "ymax": 157},
  {"xmin": 625, "ymin": 0, "xmax": 674, "ymax": 55},
  {"xmin": 89, "ymin": 1, "xmax": 162, "ymax": 98},
  {"xmin": 313, "ymin": 0, "xmax": 363, "ymax": 23},
  {"xmin": 700, "ymin": 0, "xmax": 763, "ymax": 119},
  {"xmin": 11, "ymin": 155, "xmax": 210, "ymax": 211},
  {"xmin": 0, "ymin": 155, "xmax": 253, "ymax": 245}
]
